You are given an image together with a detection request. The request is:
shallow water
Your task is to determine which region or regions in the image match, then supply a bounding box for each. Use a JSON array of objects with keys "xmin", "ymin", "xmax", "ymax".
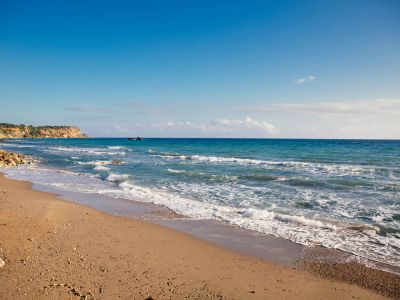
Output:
[{"xmin": 1, "ymin": 138, "xmax": 399, "ymax": 267}]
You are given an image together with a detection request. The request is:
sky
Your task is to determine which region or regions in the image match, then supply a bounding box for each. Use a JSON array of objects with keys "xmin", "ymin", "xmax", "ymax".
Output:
[{"xmin": 0, "ymin": 0, "xmax": 399, "ymax": 138}]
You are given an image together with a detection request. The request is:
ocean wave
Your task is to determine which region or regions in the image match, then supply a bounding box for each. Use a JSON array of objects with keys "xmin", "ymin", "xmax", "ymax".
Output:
[
  {"xmin": 76, "ymin": 160, "xmax": 113, "ymax": 171},
  {"xmin": 283, "ymin": 177, "xmax": 328, "ymax": 188},
  {"xmin": 94, "ymin": 165, "xmax": 111, "ymax": 171},
  {"xmin": 167, "ymin": 168, "xmax": 238, "ymax": 181},
  {"xmin": 238, "ymin": 174, "xmax": 279, "ymax": 182},
  {"xmin": 167, "ymin": 168, "xmax": 186, "ymax": 174},
  {"xmin": 152, "ymin": 152, "xmax": 379, "ymax": 177},
  {"xmin": 113, "ymin": 180, "xmax": 400, "ymax": 267},
  {"xmin": 77, "ymin": 160, "xmax": 113, "ymax": 166},
  {"xmin": 106, "ymin": 173, "xmax": 130, "ymax": 182},
  {"xmin": 0, "ymin": 142, "xmax": 38, "ymax": 148},
  {"xmin": 45, "ymin": 146, "xmax": 126, "ymax": 156},
  {"xmin": 2, "ymin": 160, "xmax": 400, "ymax": 270}
]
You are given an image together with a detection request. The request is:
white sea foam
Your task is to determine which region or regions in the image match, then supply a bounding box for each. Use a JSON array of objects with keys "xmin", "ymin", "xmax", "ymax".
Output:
[
  {"xmin": 94, "ymin": 165, "xmax": 111, "ymax": 171},
  {"xmin": 2, "ymin": 164, "xmax": 400, "ymax": 270},
  {"xmin": 0, "ymin": 143, "xmax": 37, "ymax": 148},
  {"xmin": 167, "ymin": 168, "xmax": 238, "ymax": 181},
  {"xmin": 113, "ymin": 180, "xmax": 400, "ymax": 267},
  {"xmin": 45, "ymin": 146, "xmax": 126, "ymax": 156},
  {"xmin": 167, "ymin": 168, "xmax": 186, "ymax": 174},
  {"xmin": 77, "ymin": 160, "xmax": 112, "ymax": 166},
  {"xmin": 106, "ymin": 173, "xmax": 130, "ymax": 182},
  {"xmin": 155, "ymin": 153, "xmax": 377, "ymax": 177},
  {"xmin": 76, "ymin": 160, "xmax": 113, "ymax": 171}
]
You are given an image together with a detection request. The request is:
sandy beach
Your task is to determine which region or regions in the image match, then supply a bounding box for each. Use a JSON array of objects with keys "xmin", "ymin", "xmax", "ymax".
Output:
[
  {"xmin": 0, "ymin": 174, "xmax": 398, "ymax": 299},
  {"xmin": 2, "ymin": 0, "xmax": 399, "ymax": 298}
]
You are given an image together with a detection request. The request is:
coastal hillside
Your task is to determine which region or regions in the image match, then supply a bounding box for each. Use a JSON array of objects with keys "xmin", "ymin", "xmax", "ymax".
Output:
[{"xmin": 0, "ymin": 123, "xmax": 87, "ymax": 138}]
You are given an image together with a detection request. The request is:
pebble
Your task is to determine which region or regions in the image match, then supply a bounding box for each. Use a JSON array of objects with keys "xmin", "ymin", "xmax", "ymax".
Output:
[{"xmin": 0, "ymin": 258, "xmax": 5, "ymax": 268}]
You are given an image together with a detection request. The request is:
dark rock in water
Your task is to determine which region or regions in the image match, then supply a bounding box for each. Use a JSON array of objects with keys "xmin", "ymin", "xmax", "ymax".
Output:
[
  {"xmin": 128, "ymin": 137, "xmax": 143, "ymax": 141},
  {"xmin": 111, "ymin": 160, "xmax": 122, "ymax": 165}
]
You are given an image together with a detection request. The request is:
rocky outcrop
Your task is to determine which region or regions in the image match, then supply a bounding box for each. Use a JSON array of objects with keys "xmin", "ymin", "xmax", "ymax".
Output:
[
  {"xmin": 0, "ymin": 123, "xmax": 87, "ymax": 138},
  {"xmin": 0, "ymin": 150, "xmax": 33, "ymax": 168}
]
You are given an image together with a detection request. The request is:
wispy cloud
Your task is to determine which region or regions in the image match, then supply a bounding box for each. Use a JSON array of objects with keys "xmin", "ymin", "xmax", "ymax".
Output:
[
  {"xmin": 109, "ymin": 117, "xmax": 277, "ymax": 137},
  {"xmin": 246, "ymin": 99, "xmax": 400, "ymax": 115},
  {"xmin": 66, "ymin": 106, "xmax": 116, "ymax": 113},
  {"xmin": 212, "ymin": 117, "xmax": 276, "ymax": 133},
  {"xmin": 294, "ymin": 75, "xmax": 316, "ymax": 84},
  {"xmin": 241, "ymin": 98, "xmax": 400, "ymax": 139},
  {"xmin": 70, "ymin": 99, "xmax": 400, "ymax": 139},
  {"xmin": 65, "ymin": 103, "xmax": 160, "ymax": 114},
  {"xmin": 116, "ymin": 101, "xmax": 166, "ymax": 114},
  {"xmin": 65, "ymin": 101, "xmax": 186, "ymax": 116}
]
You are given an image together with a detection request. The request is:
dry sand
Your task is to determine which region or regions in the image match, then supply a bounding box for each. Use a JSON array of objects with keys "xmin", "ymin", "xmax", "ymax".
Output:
[{"xmin": 0, "ymin": 174, "xmax": 396, "ymax": 299}]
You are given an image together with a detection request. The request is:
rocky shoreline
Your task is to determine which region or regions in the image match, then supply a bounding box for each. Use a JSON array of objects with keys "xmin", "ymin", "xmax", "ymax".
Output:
[{"xmin": 0, "ymin": 150, "xmax": 33, "ymax": 168}]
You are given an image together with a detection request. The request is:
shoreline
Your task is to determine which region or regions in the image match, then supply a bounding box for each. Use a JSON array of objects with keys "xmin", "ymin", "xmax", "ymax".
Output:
[
  {"xmin": 0, "ymin": 174, "xmax": 399, "ymax": 299},
  {"xmin": 1, "ymin": 140, "xmax": 399, "ymax": 271},
  {"xmin": 29, "ymin": 180, "xmax": 400, "ymax": 275},
  {"xmin": 8, "ymin": 169, "xmax": 400, "ymax": 274},
  {"xmin": 31, "ymin": 181, "xmax": 306, "ymax": 268},
  {"xmin": 3, "ymin": 164, "xmax": 400, "ymax": 274}
]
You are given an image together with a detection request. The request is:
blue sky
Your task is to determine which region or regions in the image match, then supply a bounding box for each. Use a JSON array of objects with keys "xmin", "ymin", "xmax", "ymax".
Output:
[{"xmin": 1, "ymin": 0, "xmax": 399, "ymax": 138}]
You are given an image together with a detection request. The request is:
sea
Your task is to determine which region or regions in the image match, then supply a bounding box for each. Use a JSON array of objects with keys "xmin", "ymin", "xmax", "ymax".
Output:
[{"xmin": 0, "ymin": 138, "xmax": 399, "ymax": 268}]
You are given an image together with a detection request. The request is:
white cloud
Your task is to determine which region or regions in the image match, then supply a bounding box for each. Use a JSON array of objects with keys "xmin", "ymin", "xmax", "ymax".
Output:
[
  {"xmin": 145, "ymin": 120, "xmax": 207, "ymax": 133},
  {"xmin": 294, "ymin": 75, "xmax": 316, "ymax": 84},
  {"xmin": 85, "ymin": 99, "xmax": 400, "ymax": 139},
  {"xmin": 213, "ymin": 117, "xmax": 276, "ymax": 133},
  {"xmin": 243, "ymin": 98, "xmax": 400, "ymax": 139},
  {"xmin": 108, "ymin": 117, "xmax": 277, "ymax": 137}
]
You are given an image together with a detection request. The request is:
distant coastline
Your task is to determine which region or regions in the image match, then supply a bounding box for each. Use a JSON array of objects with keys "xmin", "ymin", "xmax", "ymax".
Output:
[{"xmin": 0, "ymin": 123, "xmax": 87, "ymax": 138}]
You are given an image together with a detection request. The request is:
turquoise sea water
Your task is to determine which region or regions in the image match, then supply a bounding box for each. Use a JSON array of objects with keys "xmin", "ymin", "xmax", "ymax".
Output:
[{"xmin": 1, "ymin": 138, "xmax": 399, "ymax": 267}]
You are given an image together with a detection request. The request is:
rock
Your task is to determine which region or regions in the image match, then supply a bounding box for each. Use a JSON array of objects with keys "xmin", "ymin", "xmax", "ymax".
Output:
[
  {"xmin": 111, "ymin": 160, "xmax": 122, "ymax": 165},
  {"xmin": 0, "ymin": 150, "xmax": 33, "ymax": 168},
  {"xmin": 128, "ymin": 137, "xmax": 143, "ymax": 141},
  {"xmin": 0, "ymin": 258, "xmax": 5, "ymax": 268}
]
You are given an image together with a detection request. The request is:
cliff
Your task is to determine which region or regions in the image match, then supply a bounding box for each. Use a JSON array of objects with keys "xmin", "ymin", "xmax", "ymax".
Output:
[{"xmin": 0, "ymin": 123, "xmax": 87, "ymax": 138}]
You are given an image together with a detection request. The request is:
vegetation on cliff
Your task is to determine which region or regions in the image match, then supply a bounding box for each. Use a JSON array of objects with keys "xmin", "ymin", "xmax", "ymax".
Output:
[{"xmin": 0, "ymin": 123, "xmax": 87, "ymax": 138}]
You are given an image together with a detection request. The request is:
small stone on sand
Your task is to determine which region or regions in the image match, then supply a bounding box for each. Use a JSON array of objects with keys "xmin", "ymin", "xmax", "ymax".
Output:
[{"xmin": 0, "ymin": 258, "xmax": 5, "ymax": 268}]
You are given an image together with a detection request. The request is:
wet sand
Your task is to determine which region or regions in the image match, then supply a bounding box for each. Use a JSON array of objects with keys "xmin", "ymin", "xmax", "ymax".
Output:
[{"xmin": 0, "ymin": 174, "xmax": 398, "ymax": 299}]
